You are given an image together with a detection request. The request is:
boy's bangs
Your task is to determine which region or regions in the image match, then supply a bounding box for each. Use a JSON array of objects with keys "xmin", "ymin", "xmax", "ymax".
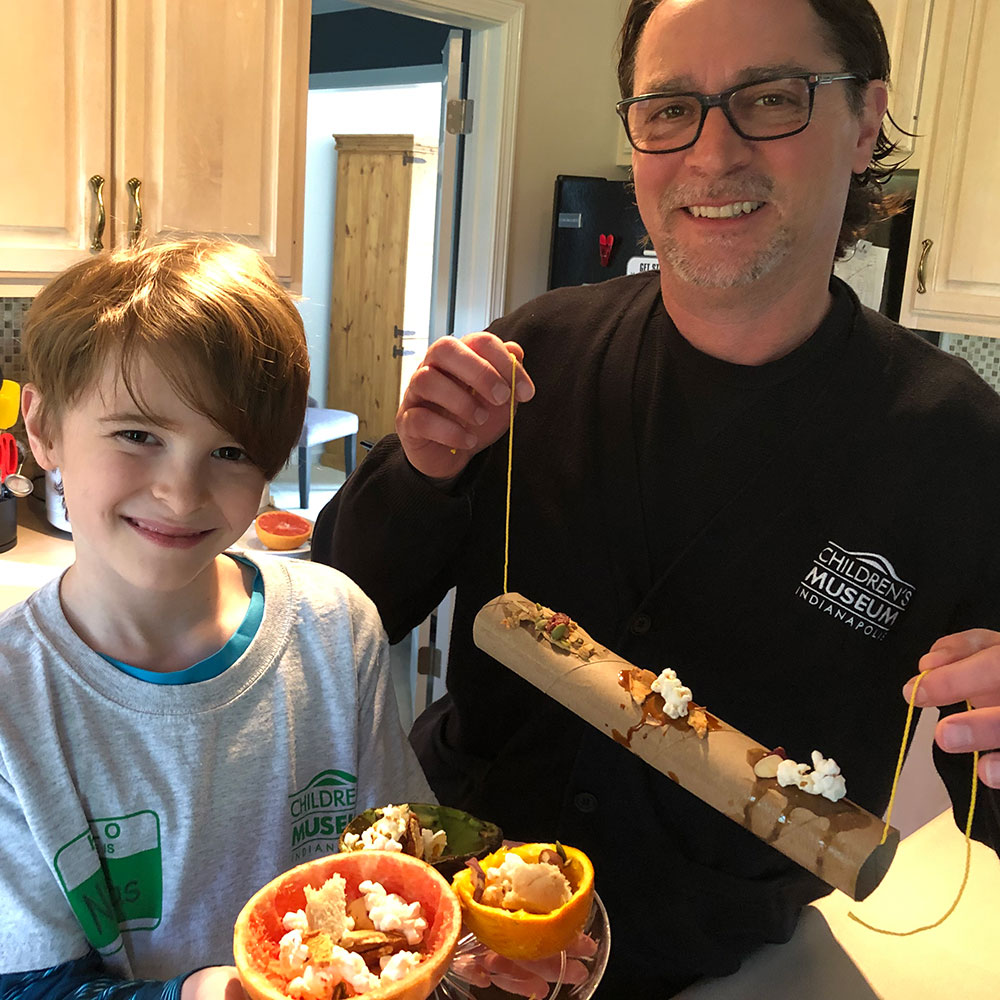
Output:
[{"xmin": 115, "ymin": 333, "xmax": 271, "ymax": 471}]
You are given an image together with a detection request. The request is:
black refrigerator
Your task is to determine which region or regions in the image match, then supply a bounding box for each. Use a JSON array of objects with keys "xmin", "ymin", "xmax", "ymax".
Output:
[{"xmin": 547, "ymin": 175, "xmax": 655, "ymax": 290}]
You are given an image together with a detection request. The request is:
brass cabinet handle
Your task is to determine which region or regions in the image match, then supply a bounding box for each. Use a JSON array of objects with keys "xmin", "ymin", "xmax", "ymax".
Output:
[
  {"xmin": 89, "ymin": 174, "xmax": 105, "ymax": 251},
  {"xmin": 127, "ymin": 177, "xmax": 143, "ymax": 246},
  {"xmin": 916, "ymin": 238, "xmax": 933, "ymax": 294}
]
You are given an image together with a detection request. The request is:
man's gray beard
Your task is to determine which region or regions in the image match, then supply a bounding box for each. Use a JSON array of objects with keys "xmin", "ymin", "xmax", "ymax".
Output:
[
  {"xmin": 655, "ymin": 176, "xmax": 787, "ymax": 288},
  {"xmin": 658, "ymin": 224, "xmax": 793, "ymax": 288}
]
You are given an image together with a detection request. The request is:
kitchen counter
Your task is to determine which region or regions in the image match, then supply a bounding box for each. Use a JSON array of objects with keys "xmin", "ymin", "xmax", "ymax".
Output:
[
  {"xmin": 676, "ymin": 808, "xmax": 1000, "ymax": 1000},
  {"xmin": 0, "ymin": 491, "xmax": 74, "ymax": 612}
]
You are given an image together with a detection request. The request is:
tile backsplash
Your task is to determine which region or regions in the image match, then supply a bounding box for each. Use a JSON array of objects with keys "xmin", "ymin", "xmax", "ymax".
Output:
[
  {"xmin": 1, "ymin": 297, "xmax": 31, "ymax": 384},
  {"xmin": 939, "ymin": 333, "xmax": 1000, "ymax": 393}
]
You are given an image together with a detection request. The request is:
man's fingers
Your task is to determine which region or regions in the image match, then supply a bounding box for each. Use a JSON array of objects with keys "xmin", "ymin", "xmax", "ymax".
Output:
[
  {"xmin": 905, "ymin": 642, "xmax": 1000, "ymax": 707},
  {"xmin": 921, "ymin": 628, "xmax": 1000, "ymax": 665},
  {"xmin": 501, "ymin": 340, "xmax": 535, "ymax": 401},
  {"xmin": 423, "ymin": 335, "xmax": 529, "ymax": 406},
  {"xmin": 398, "ymin": 404, "xmax": 477, "ymax": 452},
  {"xmin": 981, "ymin": 751, "xmax": 1000, "ymax": 788},
  {"xmin": 401, "ymin": 364, "xmax": 491, "ymax": 430},
  {"xmin": 935, "ymin": 706, "xmax": 1000, "ymax": 757}
]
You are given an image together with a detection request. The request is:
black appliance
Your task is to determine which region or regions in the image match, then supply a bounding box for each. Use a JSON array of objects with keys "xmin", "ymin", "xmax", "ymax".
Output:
[{"xmin": 547, "ymin": 175, "xmax": 653, "ymax": 289}]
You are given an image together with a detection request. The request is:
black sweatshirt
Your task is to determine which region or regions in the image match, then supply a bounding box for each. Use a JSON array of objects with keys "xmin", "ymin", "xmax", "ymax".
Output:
[{"xmin": 314, "ymin": 272, "xmax": 1000, "ymax": 994}]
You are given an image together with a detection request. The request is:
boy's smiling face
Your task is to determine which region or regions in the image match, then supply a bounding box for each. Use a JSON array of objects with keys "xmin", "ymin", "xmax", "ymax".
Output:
[{"xmin": 26, "ymin": 352, "xmax": 267, "ymax": 598}]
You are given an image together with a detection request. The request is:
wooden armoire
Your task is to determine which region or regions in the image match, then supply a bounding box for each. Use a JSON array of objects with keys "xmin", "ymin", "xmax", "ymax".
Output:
[{"xmin": 325, "ymin": 134, "xmax": 437, "ymax": 471}]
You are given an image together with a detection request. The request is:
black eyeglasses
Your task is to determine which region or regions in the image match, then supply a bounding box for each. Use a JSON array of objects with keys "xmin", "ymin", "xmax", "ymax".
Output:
[{"xmin": 616, "ymin": 72, "xmax": 864, "ymax": 154}]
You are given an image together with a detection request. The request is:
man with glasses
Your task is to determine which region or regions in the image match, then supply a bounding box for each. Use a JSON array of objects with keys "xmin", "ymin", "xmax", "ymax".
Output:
[{"xmin": 316, "ymin": 0, "xmax": 1000, "ymax": 992}]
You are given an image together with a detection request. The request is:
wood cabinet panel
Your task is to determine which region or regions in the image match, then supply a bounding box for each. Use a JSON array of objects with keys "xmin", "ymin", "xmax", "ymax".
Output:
[
  {"xmin": 0, "ymin": 0, "xmax": 111, "ymax": 276},
  {"xmin": 871, "ymin": 0, "xmax": 934, "ymax": 165},
  {"xmin": 899, "ymin": 0, "xmax": 1000, "ymax": 335},
  {"xmin": 1, "ymin": 0, "xmax": 307, "ymax": 287},
  {"xmin": 115, "ymin": 0, "xmax": 307, "ymax": 283}
]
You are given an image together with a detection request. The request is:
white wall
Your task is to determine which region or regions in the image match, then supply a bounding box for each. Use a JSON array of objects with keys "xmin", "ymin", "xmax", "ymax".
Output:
[
  {"xmin": 502, "ymin": 0, "xmax": 630, "ymax": 311},
  {"xmin": 299, "ymin": 81, "xmax": 442, "ymax": 403}
]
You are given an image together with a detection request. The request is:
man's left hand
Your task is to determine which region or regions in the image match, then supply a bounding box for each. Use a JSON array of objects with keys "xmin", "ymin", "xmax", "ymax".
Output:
[{"xmin": 904, "ymin": 629, "xmax": 1000, "ymax": 788}]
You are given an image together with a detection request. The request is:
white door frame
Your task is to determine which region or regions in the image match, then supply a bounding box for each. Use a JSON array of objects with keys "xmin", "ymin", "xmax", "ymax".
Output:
[{"xmin": 362, "ymin": 0, "xmax": 524, "ymax": 334}]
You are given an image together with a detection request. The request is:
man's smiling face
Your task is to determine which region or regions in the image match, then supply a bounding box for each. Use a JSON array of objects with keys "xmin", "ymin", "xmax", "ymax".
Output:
[{"xmin": 630, "ymin": 0, "xmax": 884, "ymax": 295}]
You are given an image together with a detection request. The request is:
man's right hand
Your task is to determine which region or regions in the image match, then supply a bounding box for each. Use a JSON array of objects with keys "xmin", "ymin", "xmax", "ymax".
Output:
[{"xmin": 395, "ymin": 332, "xmax": 535, "ymax": 483}]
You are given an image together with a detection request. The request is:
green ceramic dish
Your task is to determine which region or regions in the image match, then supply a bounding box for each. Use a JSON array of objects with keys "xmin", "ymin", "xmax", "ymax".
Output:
[{"xmin": 339, "ymin": 803, "xmax": 503, "ymax": 879}]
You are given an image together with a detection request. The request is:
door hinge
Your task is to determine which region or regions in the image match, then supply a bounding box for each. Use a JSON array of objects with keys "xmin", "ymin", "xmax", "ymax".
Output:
[
  {"xmin": 417, "ymin": 645, "xmax": 442, "ymax": 677},
  {"xmin": 446, "ymin": 98, "xmax": 474, "ymax": 135}
]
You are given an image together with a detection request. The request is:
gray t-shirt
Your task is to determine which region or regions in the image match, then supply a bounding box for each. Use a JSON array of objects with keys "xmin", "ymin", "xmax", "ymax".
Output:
[{"xmin": 0, "ymin": 555, "xmax": 433, "ymax": 978}]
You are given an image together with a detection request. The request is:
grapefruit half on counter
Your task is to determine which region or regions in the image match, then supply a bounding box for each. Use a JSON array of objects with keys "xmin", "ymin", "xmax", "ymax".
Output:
[
  {"xmin": 233, "ymin": 851, "xmax": 462, "ymax": 1000},
  {"xmin": 254, "ymin": 511, "xmax": 313, "ymax": 551}
]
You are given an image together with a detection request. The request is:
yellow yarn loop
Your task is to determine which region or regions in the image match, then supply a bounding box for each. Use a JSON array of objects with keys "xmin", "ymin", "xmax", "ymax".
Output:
[{"xmin": 848, "ymin": 670, "xmax": 979, "ymax": 935}]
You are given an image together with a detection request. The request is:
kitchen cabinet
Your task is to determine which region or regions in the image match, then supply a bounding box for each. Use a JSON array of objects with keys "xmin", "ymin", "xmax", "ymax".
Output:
[
  {"xmin": 898, "ymin": 0, "xmax": 1000, "ymax": 337},
  {"xmin": 870, "ymin": 0, "xmax": 934, "ymax": 167},
  {"xmin": 0, "ymin": 0, "xmax": 309, "ymax": 290}
]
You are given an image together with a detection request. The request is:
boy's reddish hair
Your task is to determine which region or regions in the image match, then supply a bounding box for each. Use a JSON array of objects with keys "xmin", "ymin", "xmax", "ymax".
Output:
[{"xmin": 24, "ymin": 239, "xmax": 310, "ymax": 480}]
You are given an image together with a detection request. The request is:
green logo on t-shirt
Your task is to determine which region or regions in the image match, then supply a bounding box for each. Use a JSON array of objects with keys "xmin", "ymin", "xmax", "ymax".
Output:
[
  {"xmin": 288, "ymin": 769, "xmax": 357, "ymax": 862},
  {"xmin": 54, "ymin": 810, "xmax": 163, "ymax": 954}
]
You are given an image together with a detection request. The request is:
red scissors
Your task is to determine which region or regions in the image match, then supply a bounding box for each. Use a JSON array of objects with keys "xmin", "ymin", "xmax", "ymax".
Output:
[{"xmin": 0, "ymin": 432, "xmax": 16, "ymax": 484}]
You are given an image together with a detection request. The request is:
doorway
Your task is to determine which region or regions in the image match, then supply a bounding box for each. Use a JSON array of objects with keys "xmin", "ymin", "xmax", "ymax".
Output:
[
  {"xmin": 299, "ymin": 0, "xmax": 523, "ymax": 411},
  {"xmin": 291, "ymin": 0, "xmax": 523, "ymax": 729}
]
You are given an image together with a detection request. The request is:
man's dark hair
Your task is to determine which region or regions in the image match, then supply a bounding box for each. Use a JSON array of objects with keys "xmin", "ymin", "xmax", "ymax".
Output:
[{"xmin": 617, "ymin": 0, "xmax": 908, "ymax": 259}]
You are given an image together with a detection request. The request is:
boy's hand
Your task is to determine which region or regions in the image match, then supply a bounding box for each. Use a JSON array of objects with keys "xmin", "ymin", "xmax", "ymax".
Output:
[
  {"xmin": 395, "ymin": 332, "xmax": 535, "ymax": 484},
  {"xmin": 181, "ymin": 965, "xmax": 247, "ymax": 1000}
]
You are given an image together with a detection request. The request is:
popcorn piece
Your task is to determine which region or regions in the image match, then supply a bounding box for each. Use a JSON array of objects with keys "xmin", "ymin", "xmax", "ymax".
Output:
[
  {"xmin": 484, "ymin": 852, "xmax": 572, "ymax": 915},
  {"xmin": 379, "ymin": 951, "xmax": 423, "ymax": 983},
  {"xmin": 282, "ymin": 909, "xmax": 310, "ymax": 933},
  {"xmin": 359, "ymin": 879, "xmax": 428, "ymax": 946},
  {"xmin": 286, "ymin": 965, "xmax": 334, "ymax": 1000},
  {"xmin": 807, "ymin": 750, "xmax": 847, "ymax": 802},
  {"xmin": 359, "ymin": 804, "xmax": 409, "ymax": 852},
  {"xmin": 421, "ymin": 827, "xmax": 448, "ymax": 863},
  {"xmin": 776, "ymin": 759, "xmax": 812, "ymax": 790},
  {"xmin": 324, "ymin": 946, "xmax": 380, "ymax": 995},
  {"xmin": 775, "ymin": 750, "xmax": 847, "ymax": 802},
  {"xmin": 650, "ymin": 668, "xmax": 693, "ymax": 719},
  {"xmin": 278, "ymin": 928, "xmax": 310, "ymax": 979}
]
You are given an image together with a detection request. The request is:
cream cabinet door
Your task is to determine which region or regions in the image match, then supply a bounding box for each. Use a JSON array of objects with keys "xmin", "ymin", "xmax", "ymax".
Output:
[
  {"xmin": 870, "ymin": 0, "xmax": 935, "ymax": 166},
  {"xmin": 0, "ymin": 0, "xmax": 112, "ymax": 279},
  {"xmin": 115, "ymin": 0, "xmax": 309, "ymax": 286},
  {"xmin": 899, "ymin": 0, "xmax": 1000, "ymax": 336}
]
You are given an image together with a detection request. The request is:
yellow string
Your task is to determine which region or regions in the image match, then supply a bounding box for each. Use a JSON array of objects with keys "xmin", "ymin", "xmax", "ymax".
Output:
[
  {"xmin": 878, "ymin": 671, "xmax": 927, "ymax": 846},
  {"xmin": 502, "ymin": 355, "xmax": 516, "ymax": 595},
  {"xmin": 847, "ymin": 670, "xmax": 979, "ymax": 935}
]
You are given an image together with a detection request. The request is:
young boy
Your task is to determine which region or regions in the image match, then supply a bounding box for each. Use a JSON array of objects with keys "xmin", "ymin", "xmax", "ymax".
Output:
[{"xmin": 0, "ymin": 240, "xmax": 433, "ymax": 999}]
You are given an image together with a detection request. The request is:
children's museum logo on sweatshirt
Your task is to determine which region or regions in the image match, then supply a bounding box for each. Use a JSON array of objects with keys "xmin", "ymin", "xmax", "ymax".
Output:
[
  {"xmin": 795, "ymin": 541, "xmax": 914, "ymax": 641},
  {"xmin": 288, "ymin": 769, "xmax": 358, "ymax": 862}
]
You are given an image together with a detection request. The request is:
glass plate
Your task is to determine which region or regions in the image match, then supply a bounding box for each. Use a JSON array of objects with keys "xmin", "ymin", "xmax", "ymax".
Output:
[{"xmin": 432, "ymin": 893, "xmax": 610, "ymax": 1000}]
